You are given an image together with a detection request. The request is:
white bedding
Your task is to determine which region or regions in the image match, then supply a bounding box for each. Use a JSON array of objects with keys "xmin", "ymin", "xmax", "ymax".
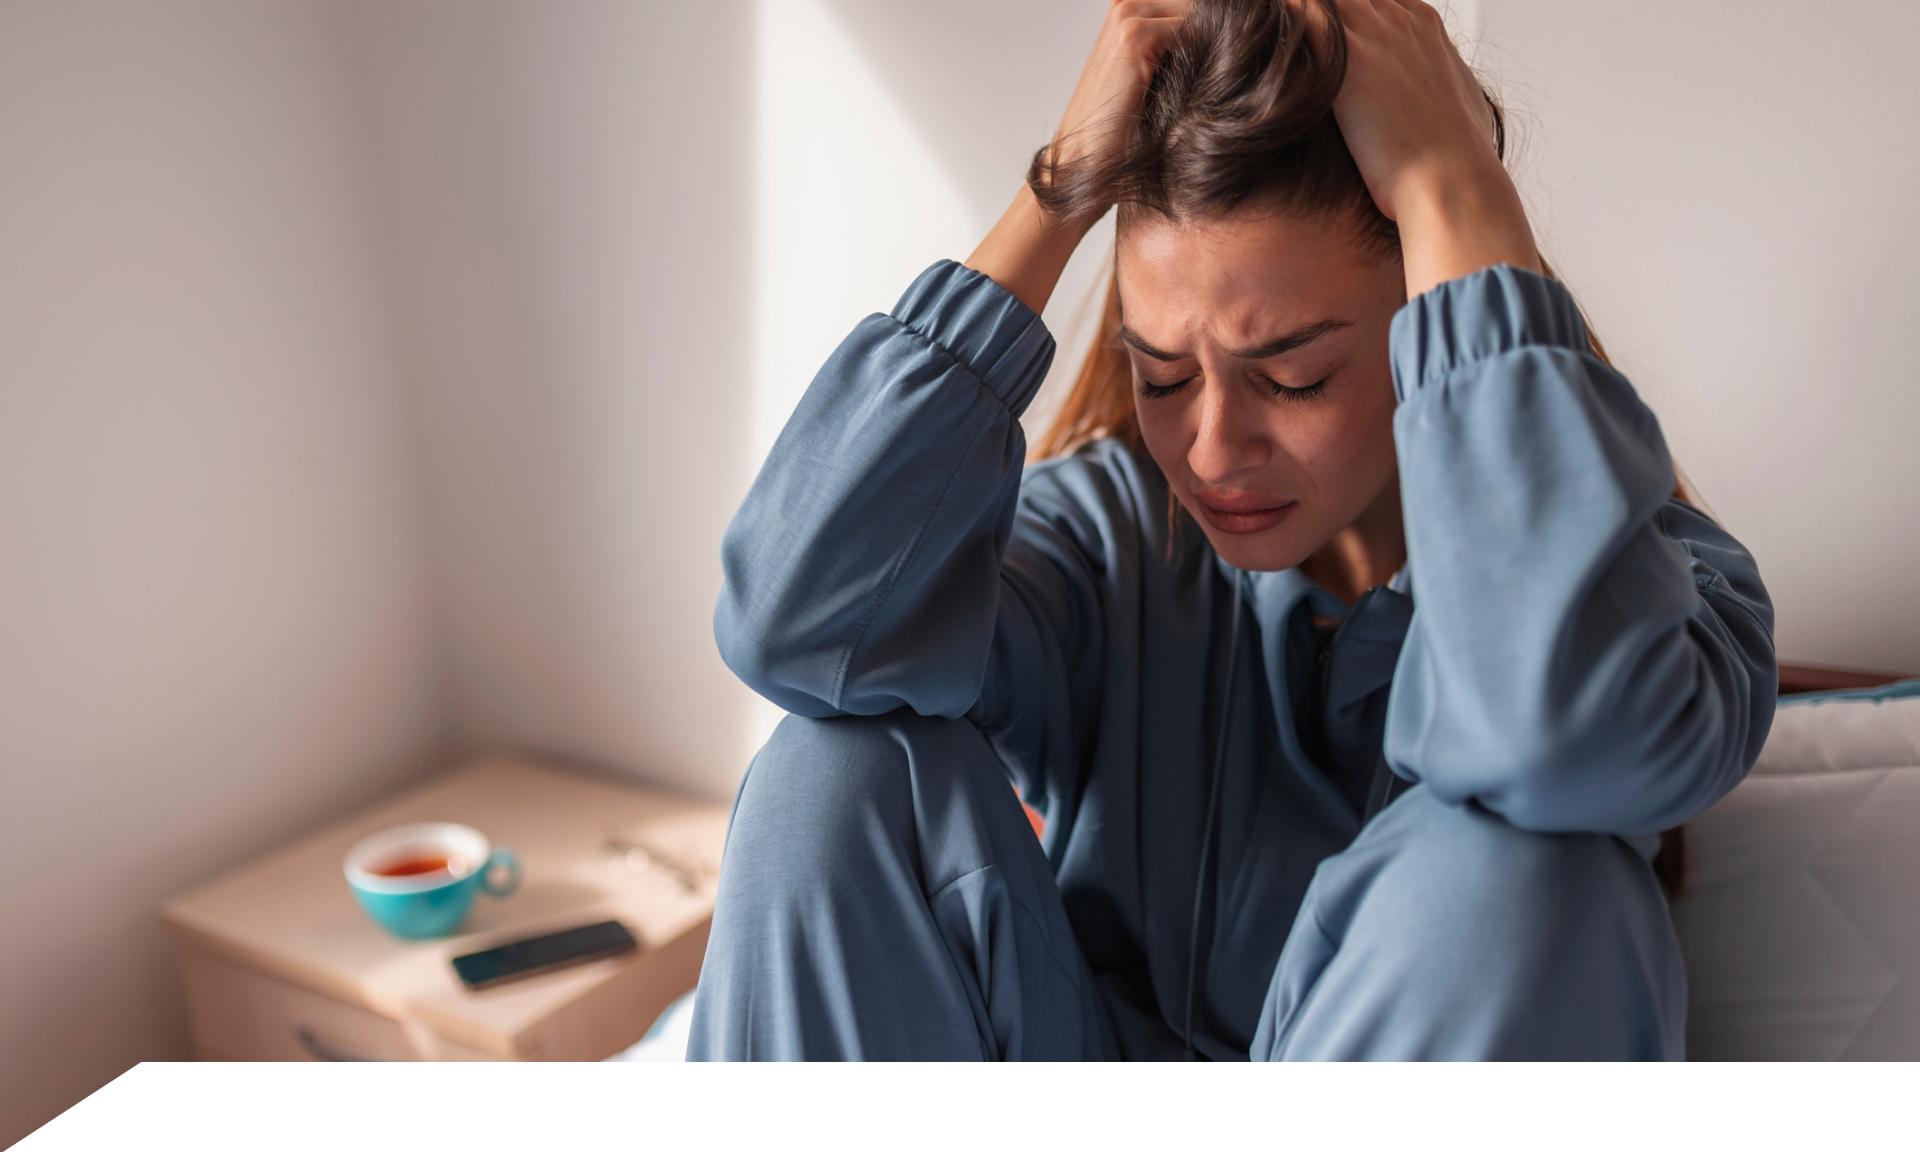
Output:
[
  {"xmin": 1673, "ymin": 690, "xmax": 1920, "ymax": 1059},
  {"xmin": 608, "ymin": 990, "xmax": 695, "ymax": 1061}
]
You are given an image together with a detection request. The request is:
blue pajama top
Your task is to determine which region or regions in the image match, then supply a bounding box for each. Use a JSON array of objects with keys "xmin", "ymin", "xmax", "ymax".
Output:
[{"xmin": 714, "ymin": 260, "xmax": 1777, "ymax": 1059}]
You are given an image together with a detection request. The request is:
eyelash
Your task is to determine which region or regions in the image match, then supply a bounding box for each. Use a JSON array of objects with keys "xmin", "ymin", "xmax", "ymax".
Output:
[
  {"xmin": 1138, "ymin": 375, "xmax": 1330, "ymax": 402},
  {"xmin": 1272, "ymin": 376, "xmax": 1329, "ymax": 402}
]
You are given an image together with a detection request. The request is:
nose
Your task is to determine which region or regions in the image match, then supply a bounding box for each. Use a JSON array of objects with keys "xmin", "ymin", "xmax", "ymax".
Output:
[{"xmin": 1187, "ymin": 377, "xmax": 1269, "ymax": 487}]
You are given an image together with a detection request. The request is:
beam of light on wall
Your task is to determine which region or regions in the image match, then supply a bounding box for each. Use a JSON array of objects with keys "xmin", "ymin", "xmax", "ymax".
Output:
[
  {"xmin": 748, "ymin": 0, "xmax": 980, "ymax": 759},
  {"xmin": 1442, "ymin": 0, "xmax": 1484, "ymax": 65}
]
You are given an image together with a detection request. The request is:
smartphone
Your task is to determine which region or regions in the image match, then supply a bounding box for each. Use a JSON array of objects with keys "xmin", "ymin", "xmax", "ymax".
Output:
[{"xmin": 451, "ymin": 920, "xmax": 638, "ymax": 991}]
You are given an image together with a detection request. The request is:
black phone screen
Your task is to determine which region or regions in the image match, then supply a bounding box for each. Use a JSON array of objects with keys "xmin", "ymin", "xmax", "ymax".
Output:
[{"xmin": 451, "ymin": 920, "xmax": 638, "ymax": 990}]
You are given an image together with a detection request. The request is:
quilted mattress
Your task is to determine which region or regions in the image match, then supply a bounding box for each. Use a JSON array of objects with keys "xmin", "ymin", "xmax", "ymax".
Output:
[{"xmin": 1673, "ymin": 687, "xmax": 1920, "ymax": 1060}]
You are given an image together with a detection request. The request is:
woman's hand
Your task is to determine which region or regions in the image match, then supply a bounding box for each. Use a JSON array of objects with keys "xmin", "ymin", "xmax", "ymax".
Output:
[
  {"xmin": 1049, "ymin": 1, "xmax": 1193, "ymax": 184},
  {"xmin": 966, "ymin": 0, "xmax": 1191, "ymax": 315},
  {"xmin": 1329, "ymin": 0, "xmax": 1541, "ymax": 298}
]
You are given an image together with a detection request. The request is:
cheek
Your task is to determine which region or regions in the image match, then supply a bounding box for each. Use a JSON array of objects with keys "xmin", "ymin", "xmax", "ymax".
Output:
[
  {"xmin": 1293, "ymin": 384, "xmax": 1398, "ymax": 494},
  {"xmin": 1132, "ymin": 397, "xmax": 1193, "ymax": 480}
]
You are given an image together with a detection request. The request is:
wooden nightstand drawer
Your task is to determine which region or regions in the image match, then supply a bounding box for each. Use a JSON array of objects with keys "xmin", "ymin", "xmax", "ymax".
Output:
[{"xmin": 181, "ymin": 947, "xmax": 423, "ymax": 1061}]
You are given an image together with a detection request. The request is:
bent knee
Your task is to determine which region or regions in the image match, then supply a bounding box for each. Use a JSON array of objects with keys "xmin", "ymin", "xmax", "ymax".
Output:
[
  {"xmin": 728, "ymin": 710, "xmax": 989, "ymax": 880},
  {"xmin": 1275, "ymin": 787, "xmax": 1684, "ymax": 1058},
  {"xmin": 747, "ymin": 713, "xmax": 915, "ymax": 801},
  {"xmin": 1331, "ymin": 787, "xmax": 1666, "ymax": 945},
  {"xmin": 731, "ymin": 714, "xmax": 916, "ymax": 853}
]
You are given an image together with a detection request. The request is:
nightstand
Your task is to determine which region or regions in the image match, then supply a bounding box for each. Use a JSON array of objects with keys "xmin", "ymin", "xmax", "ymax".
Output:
[{"xmin": 159, "ymin": 756, "xmax": 729, "ymax": 1061}]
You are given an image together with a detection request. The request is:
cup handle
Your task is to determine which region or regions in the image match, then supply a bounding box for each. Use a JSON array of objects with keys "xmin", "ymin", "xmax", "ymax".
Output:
[{"xmin": 481, "ymin": 847, "xmax": 521, "ymax": 898}]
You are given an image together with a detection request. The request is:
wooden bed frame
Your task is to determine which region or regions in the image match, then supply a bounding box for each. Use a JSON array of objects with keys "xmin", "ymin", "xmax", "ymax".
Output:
[{"xmin": 1777, "ymin": 662, "xmax": 1912, "ymax": 695}]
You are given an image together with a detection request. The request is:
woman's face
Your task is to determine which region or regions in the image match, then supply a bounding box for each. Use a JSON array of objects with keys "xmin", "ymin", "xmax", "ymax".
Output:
[{"xmin": 1117, "ymin": 210, "xmax": 1406, "ymax": 573}]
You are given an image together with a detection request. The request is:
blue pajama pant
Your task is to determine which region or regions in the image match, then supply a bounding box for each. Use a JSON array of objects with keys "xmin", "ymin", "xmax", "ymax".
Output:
[{"xmin": 687, "ymin": 711, "xmax": 1686, "ymax": 1060}]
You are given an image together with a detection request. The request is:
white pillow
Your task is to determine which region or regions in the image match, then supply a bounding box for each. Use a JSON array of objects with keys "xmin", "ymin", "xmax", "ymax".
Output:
[{"xmin": 1673, "ymin": 687, "xmax": 1920, "ymax": 1060}]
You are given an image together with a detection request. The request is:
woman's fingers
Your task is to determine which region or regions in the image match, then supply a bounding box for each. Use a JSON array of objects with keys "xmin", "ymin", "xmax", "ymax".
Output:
[
  {"xmin": 1290, "ymin": 0, "xmax": 1337, "ymax": 60},
  {"xmin": 1372, "ymin": 0, "xmax": 1497, "ymax": 144},
  {"xmin": 1105, "ymin": 0, "xmax": 1189, "ymax": 25},
  {"xmin": 964, "ymin": 0, "xmax": 1190, "ymax": 312},
  {"xmin": 1338, "ymin": 0, "xmax": 1487, "ymax": 122},
  {"xmin": 1050, "ymin": 0, "xmax": 1191, "ymax": 174},
  {"xmin": 1109, "ymin": 0, "xmax": 1187, "ymax": 16},
  {"xmin": 1330, "ymin": 0, "xmax": 1501, "ymax": 213},
  {"xmin": 1105, "ymin": 1, "xmax": 1190, "ymax": 80},
  {"xmin": 1329, "ymin": 0, "xmax": 1538, "ymax": 295}
]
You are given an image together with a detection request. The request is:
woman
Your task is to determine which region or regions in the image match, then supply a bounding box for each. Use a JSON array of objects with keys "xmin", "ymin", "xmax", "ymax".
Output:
[{"xmin": 689, "ymin": 0, "xmax": 1774, "ymax": 1060}]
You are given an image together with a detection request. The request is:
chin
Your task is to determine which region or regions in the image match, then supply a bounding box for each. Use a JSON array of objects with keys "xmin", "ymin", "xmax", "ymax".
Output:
[{"xmin": 1194, "ymin": 523, "xmax": 1314, "ymax": 573}]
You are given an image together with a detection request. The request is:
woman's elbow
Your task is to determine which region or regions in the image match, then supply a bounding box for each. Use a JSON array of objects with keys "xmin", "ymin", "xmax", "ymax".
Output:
[
  {"xmin": 1450, "ymin": 720, "xmax": 1751, "ymax": 835},
  {"xmin": 713, "ymin": 598, "xmax": 842, "ymax": 718}
]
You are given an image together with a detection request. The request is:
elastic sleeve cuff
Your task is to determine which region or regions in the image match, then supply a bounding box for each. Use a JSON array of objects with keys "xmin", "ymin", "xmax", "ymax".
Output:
[
  {"xmin": 1389, "ymin": 264, "xmax": 1595, "ymax": 401},
  {"xmin": 891, "ymin": 260, "xmax": 1056, "ymax": 416}
]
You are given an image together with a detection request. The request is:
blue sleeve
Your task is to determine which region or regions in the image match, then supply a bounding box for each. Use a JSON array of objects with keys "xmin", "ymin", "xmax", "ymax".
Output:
[
  {"xmin": 1385, "ymin": 266, "xmax": 1777, "ymax": 835},
  {"xmin": 715, "ymin": 261, "xmax": 1116, "ymax": 805}
]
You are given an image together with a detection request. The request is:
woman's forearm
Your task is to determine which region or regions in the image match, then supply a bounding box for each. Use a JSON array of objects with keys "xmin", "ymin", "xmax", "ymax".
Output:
[
  {"xmin": 963, "ymin": 185, "xmax": 1099, "ymax": 317},
  {"xmin": 1393, "ymin": 163, "xmax": 1541, "ymax": 301}
]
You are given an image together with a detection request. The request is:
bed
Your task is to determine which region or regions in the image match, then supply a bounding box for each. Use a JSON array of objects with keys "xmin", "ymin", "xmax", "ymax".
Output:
[{"xmin": 1674, "ymin": 665, "xmax": 1920, "ymax": 1059}]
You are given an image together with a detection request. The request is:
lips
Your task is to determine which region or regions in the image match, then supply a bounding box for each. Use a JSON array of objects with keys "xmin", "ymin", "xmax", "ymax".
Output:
[{"xmin": 1193, "ymin": 492, "xmax": 1297, "ymax": 536}]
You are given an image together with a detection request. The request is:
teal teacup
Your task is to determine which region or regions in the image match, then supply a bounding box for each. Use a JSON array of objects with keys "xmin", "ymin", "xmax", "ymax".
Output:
[{"xmin": 344, "ymin": 822, "xmax": 521, "ymax": 939}]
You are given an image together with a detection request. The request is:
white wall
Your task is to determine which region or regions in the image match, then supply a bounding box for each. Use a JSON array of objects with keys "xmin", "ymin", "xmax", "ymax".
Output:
[
  {"xmin": 1483, "ymin": 0, "xmax": 1920, "ymax": 673},
  {"xmin": 341, "ymin": 0, "xmax": 760, "ymax": 799},
  {"xmin": 0, "ymin": 0, "xmax": 443, "ymax": 1141},
  {"xmin": 6, "ymin": 0, "xmax": 1919, "ymax": 1138},
  {"xmin": 340, "ymin": 0, "xmax": 1111, "ymax": 792}
]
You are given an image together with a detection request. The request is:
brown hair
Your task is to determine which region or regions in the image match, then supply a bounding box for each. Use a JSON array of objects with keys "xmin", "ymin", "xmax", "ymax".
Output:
[
  {"xmin": 1030, "ymin": 0, "xmax": 1406, "ymax": 253},
  {"xmin": 1029, "ymin": 0, "xmax": 1510, "ymax": 460},
  {"xmin": 1028, "ymin": 0, "xmax": 1648, "ymax": 482},
  {"xmin": 1026, "ymin": 0, "xmax": 1691, "ymax": 893}
]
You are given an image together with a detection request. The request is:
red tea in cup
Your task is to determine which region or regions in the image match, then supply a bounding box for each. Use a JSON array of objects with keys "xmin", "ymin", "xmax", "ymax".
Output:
[
  {"xmin": 344, "ymin": 822, "xmax": 519, "ymax": 938},
  {"xmin": 369, "ymin": 851, "xmax": 463, "ymax": 879}
]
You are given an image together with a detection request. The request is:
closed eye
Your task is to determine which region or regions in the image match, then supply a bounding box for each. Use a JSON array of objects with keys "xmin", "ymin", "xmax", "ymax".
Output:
[
  {"xmin": 1266, "ymin": 375, "xmax": 1329, "ymax": 402},
  {"xmin": 1139, "ymin": 373, "xmax": 1331, "ymax": 402},
  {"xmin": 1139, "ymin": 376, "xmax": 1194, "ymax": 400}
]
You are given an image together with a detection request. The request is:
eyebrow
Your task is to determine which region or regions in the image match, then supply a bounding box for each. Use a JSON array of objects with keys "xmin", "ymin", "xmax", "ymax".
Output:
[{"xmin": 1118, "ymin": 319, "xmax": 1354, "ymax": 362}]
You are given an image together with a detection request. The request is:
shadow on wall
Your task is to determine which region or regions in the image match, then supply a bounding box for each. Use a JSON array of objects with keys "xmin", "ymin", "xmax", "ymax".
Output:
[{"xmin": 345, "ymin": 0, "xmax": 759, "ymax": 801}]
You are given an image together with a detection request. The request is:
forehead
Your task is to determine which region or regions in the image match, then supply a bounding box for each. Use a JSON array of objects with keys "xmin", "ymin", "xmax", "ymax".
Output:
[{"xmin": 1115, "ymin": 212, "xmax": 1393, "ymax": 345}]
